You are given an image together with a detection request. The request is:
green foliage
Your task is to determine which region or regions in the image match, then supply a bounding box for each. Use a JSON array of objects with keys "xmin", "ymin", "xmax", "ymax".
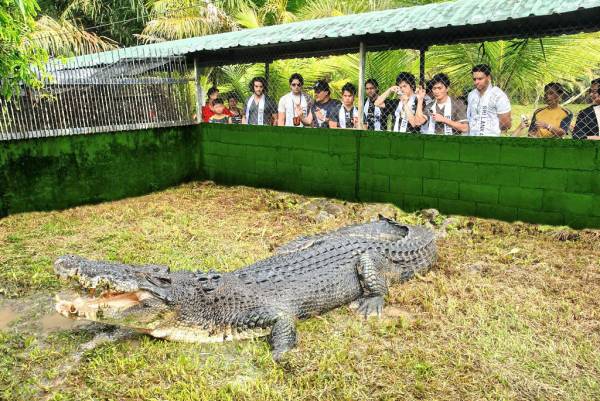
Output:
[{"xmin": 0, "ymin": 0, "xmax": 47, "ymax": 99}]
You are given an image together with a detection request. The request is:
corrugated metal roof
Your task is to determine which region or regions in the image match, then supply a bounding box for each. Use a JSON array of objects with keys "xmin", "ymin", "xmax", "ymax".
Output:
[{"xmin": 61, "ymin": 0, "xmax": 600, "ymax": 68}]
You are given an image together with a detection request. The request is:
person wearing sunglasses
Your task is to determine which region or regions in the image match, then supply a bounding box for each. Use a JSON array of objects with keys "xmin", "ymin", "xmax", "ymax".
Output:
[
  {"xmin": 466, "ymin": 64, "xmax": 512, "ymax": 136},
  {"xmin": 277, "ymin": 73, "xmax": 312, "ymax": 127},
  {"xmin": 573, "ymin": 78, "xmax": 600, "ymax": 140}
]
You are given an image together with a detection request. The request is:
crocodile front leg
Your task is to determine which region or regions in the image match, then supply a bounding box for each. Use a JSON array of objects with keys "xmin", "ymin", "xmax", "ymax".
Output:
[
  {"xmin": 353, "ymin": 250, "xmax": 388, "ymax": 318},
  {"xmin": 269, "ymin": 313, "xmax": 297, "ymax": 361}
]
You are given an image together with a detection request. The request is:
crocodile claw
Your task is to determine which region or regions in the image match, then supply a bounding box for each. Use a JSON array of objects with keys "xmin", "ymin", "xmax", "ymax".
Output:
[{"xmin": 354, "ymin": 296, "xmax": 384, "ymax": 319}]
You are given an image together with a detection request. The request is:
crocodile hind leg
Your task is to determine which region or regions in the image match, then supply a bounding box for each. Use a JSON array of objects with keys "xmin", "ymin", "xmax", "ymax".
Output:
[
  {"xmin": 269, "ymin": 313, "xmax": 297, "ymax": 361},
  {"xmin": 352, "ymin": 250, "xmax": 388, "ymax": 318}
]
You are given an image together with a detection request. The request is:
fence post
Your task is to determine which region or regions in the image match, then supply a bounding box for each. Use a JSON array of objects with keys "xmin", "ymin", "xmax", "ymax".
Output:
[{"xmin": 358, "ymin": 41, "xmax": 366, "ymax": 129}]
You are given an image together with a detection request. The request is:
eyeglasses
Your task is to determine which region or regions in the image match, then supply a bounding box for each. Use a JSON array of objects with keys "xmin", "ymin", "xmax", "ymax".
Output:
[{"xmin": 291, "ymin": 83, "xmax": 302, "ymax": 87}]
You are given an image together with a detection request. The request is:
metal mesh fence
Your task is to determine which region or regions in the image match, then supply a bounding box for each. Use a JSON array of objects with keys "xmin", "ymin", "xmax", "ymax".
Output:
[
  {"xmin": 0, "ymin": 48, "xmax": 194, "ymax": 141},
  {"xmin": 202, "ymin": 31, "xmax": 600, "ymax": 140}
]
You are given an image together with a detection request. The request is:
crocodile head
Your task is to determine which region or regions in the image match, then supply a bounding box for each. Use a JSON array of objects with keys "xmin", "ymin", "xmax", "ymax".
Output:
[{"xmin": 54, "ymin": 255, "xmax": 177, "ymax": 331}]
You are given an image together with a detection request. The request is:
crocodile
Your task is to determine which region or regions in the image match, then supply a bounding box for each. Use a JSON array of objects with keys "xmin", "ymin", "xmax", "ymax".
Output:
[{"xmin": 54, "ymin": 216, "xmax": 436, "ymax": 359}]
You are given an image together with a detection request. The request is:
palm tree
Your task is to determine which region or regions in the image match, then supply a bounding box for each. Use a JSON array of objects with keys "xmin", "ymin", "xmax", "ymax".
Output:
[{"xmin": 426, "ymin": 34, "xmax": 600, "ymax": 103}]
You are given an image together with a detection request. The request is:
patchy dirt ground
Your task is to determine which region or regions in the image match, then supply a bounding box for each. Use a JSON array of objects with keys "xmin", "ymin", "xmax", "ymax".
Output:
[{"xmin": 1, "ymin": 181, "xmax": 599, "ymax": 401}]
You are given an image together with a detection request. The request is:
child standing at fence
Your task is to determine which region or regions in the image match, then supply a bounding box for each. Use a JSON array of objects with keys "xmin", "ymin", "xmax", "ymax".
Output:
[
  {"xmin": 208, "ymin": 99, "xmax": 231, "ymax": 124},
  {"xmin": 227, "ymin": 93, "xmax": 243, "ymax": 124}
]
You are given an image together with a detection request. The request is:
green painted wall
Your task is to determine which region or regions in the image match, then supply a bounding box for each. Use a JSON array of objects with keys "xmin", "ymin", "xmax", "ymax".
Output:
[
  {"xmin": 1, "ymin": 123, "xmax": 598, "ymax": 228},
  {"xmin": 201, "ymin": 124, "xmax": 600, "ymax": 229},
  {"xmin": 0, "ymin": 127, "xmax": 202, "ymax": 216}
]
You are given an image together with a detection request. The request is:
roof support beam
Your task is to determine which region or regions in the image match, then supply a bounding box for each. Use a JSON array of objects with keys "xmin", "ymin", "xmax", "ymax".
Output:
[
  {"xmin": 419, "ymin": 46, "xmax": 427, "ymax": 88},
  {"xmin": 193, "ymin": 56, "xmax": 204, "ymax": 123},
  {"xmin": 357, "ymin": 41, "xmax": 366, "ymax": 130},
  {"xmin": 265, "ymin": 61, "xmax": 270, "ymax": 84}
]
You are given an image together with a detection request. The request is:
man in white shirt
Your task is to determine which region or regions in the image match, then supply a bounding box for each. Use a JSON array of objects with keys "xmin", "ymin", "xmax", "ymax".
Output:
[
  {"xmin": 242, "ymin": 77, "xmax": 277, "ymax": 126},
  {"xmin": 467, "ymin": 64, "xmax": 512, "ymax": 136},
  {"xmin": 277, "ymin": 73, "xmax": 312, "ymax": 127}
]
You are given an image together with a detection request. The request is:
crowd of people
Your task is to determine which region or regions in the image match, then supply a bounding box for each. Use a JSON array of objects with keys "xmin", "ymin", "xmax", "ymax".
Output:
[{"xmin": 199, "ymin": 64, "xmax": 600, "ymax": 140}]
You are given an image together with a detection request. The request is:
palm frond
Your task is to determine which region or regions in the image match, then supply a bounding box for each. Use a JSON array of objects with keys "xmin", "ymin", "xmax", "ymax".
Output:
[{"xmin": 25, "ymin": 15, "xmax": 117, "ymax": 57}]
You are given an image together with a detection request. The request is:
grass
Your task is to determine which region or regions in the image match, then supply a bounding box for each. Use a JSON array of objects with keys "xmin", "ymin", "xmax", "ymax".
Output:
[{"xmin": 1, "ymin": 181, "xmax": 599, "ymax": 400}]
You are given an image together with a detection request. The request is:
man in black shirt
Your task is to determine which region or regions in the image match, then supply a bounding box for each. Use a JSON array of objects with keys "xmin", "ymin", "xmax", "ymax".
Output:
[
  {"xmin": 573, "ymin": 78, "xmax": 600, "ymax": 140},
  {"xmin": 301, "ymin": 80, "xmax": 340, "ymax": 128},
  {"xmin": 363, "ymin": 79, "xmax": 387, "ymax": 131}
]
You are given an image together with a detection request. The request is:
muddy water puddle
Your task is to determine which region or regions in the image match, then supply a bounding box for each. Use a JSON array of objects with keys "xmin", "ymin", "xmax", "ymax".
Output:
[
  {"xmin": 0, "ymin": 291, "xmax": 89, "ymax": 334},
  {"xmin": 0, "ymin": 305, "xmax": 18, "ymax": 330}
]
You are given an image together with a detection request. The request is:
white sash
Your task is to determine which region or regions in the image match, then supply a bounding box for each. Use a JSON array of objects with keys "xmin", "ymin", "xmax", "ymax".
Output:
[
  {"xmin": 427, "ymin": 98, "xmax": 453, "ymax": 135},
  {"xmin": 245, "ymin": 94, "xmax": 265, "ymax": 125},
  {"xmin": 285, "ymin": 93, "xmax": 307, "ymax": 127},
  {"xmin": 393, "ymin": 95, "xmax": 416, "ymax": 132},
  {"xmin": 339, "ymin": 105, "xmax": 358, "ymax": 128},
  {"xmin": 594, "ymin": 105, "xmax": 600, "ymax": 135},
  {"xmin": 364, "ymin": 98, "xmax": 382, "ymax": 130},
  {"xmin": 470, "ymin": 86, "xmax": 494, "ymax": 136}
]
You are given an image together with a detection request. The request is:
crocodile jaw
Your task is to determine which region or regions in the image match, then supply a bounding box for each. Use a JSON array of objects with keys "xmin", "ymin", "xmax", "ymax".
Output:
[{"xmin": 55, "ymin": 291, "xmax": 153, "ymax": 321}]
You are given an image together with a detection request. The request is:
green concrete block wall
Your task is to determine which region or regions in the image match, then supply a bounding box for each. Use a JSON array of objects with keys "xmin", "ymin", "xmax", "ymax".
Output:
[
  {"xmin": 200, "ymin": 125, "xmax": 600, "ymax": 229},
  {"xmin": 0, "ymin": 127, "xmax": 202, "ymax": 216},
  {"xmin": 200, "ymin": 124, "xmax": 358, "ymax": 200},
  {"xmin": 2, "ymin": 123, "xmax": 598, "ymax": 229}
]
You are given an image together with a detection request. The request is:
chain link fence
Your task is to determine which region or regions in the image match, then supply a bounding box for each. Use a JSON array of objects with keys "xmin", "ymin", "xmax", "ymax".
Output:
[{"xmin": 203, "ymin": 32, "xmax": 600, "ymax": 139}]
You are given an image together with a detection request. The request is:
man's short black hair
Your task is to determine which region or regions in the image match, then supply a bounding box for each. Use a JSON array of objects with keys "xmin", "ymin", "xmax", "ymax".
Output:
[
  {"xmin": 213, "ymin": 97, "xmax": 225, "ymax": 106},
  {"xmin": 365, "ymin": 78, "xmax": 379, "ymax": 88},
  {"xmin": 341, "ymin": 82, "xmax": 357, "ymax": 96},
  {"xmin": 289, "ymin": 73, "xmax": 304, "ymax": 86},
  {"xmin": 430, "ymin": 73, "xmax": 451, "ymax": 89},
  {"xmin": 249, "ymin": 77, "xmax": 268, "ymax": 93},
  {"xmin": 207, "ymin": 87, "xmax": 219, "ymax": 97},
  {"xmin": 592, "ymin": 78, "xmax": 600, "ymax": 94},
  {"xmin": 313, "ymin": 80, "xmax": 331, "ymax": 94},
  {"xmin": 472, "ymin": 64, "xmax": 492, "ymax": 76},
  {"xmin": 544, "ymin": 82, "xmax": 566, "ymax": 96},
  {"xmin": 395, "ymin": 72, "xmax": 416, "ymax": 90},
  {"xmin": 425, "ymin": 79, "xmax": 434, "ymax": 93},
  {"xmin": 592, "ymin": 78, "xmax": 600, "ymax": 86}
]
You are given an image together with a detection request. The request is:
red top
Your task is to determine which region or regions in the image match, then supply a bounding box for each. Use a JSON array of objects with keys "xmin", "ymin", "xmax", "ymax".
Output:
[{"xmin": 202, "ymin": 105, "xmax": 232, "ymax": 122}]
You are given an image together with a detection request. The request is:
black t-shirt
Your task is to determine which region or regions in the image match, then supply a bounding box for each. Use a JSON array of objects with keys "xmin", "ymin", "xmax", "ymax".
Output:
[{"xmin": 310, "ymin": 99, "xmax": 341, "ymax": 128}]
